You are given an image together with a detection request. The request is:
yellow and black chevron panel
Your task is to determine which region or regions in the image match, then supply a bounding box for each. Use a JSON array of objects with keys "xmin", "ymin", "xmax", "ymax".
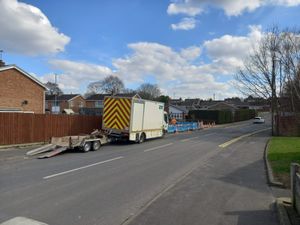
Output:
[{"xmin": 103, "ymin": 97, "xmax": 132, "ymax": 130}]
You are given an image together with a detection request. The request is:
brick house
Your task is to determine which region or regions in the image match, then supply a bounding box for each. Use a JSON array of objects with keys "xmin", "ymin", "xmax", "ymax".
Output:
[
  {"xmin": 0, "ymin": 63, "xmax": 47, "ymax": 113},
  {"xmin": 81, "ymin": 93, "xmax": 140, "ymax": 115},
  {"xmin": 85, "ymin": 94, "xmax": 110, "ymax": 109},
  {"xmin": 46, "ymin": 94, "xmax": 85, "ymax": 114}
]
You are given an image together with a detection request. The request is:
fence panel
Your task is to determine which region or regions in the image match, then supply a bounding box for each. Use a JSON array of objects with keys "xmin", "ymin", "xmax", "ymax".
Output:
[
  {"xmin": 0, "ymin": 113, "xmax": 102, "ymax": 145},
  {"xmin": 32, "ymin": 114, "xmax": 46, "ymax": 142}
]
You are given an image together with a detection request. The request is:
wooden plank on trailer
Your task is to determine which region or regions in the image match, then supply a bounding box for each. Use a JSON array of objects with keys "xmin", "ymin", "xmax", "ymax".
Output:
[
  {"xmin": 26, "ymin": 144, "xmax": 56, "ymax": 156},
  {"xmin": 38, "ymin": 147, "xmax": 67, "ymax": 159}
]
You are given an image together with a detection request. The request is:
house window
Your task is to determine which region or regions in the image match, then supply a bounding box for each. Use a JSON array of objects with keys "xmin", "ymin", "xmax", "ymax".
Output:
[
  {"xmin": 69, "ymin": 101, "xmax": 74, "ymax": 107},
  {"xmin": 53, "ymin": 101, "xmax": 60, "ymax": 107},
  {"xmin": 95, "ymin": 101, "xmax": 103, "ymax": 108},
  {"xmin": 79, "ymin": 101, "xmax": 84, "ymax": 108}
]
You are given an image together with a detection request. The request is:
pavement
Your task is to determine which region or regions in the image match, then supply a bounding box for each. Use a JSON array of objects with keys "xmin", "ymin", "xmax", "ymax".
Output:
[
  {"xmin": 126, "ymin": 130, "xmax": 278, "ymax": 225},
  {"xmin": 0, "ymin": 117, "xmax": 279, "ymax": 225}
]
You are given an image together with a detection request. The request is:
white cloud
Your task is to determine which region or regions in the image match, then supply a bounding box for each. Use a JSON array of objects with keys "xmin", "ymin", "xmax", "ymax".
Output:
[
  {"xmin": 42, "ymin": 26, "xmax": 263, "ymax": 99},
  {"xmin": 167, "ymin": 0, "xmax": 300, "ymax": 17},
  {"xmin": 274, "ymin": 0, "xmax": 300, "ymax": 6},
  {"xmin": 204, "ymin": 25, "xmax": 262, "ymax": 60},
  {"xmin": 41, "ymin": 60, "xmax": 112, "ymax": 91},
  {"xmin": 0, "ymin": 0, "xmax": 70, "ymax": 55},
  {"xmin": 180, "ymin": 46, "xmax": 201, "ymax": 61},
  {"xmin": 112, "ymin": 42, "xmax": 237, "ymax": 98},
  {"xmin": 202, "ymin": 25, "xmax": 263, "ymax": 75},
  {"xmin": 113, "ymin": 42, "xmax": 186, "ymax": 83},
  {"xmin": 167, "ymin": 3, "xmax": 203, "ymax": 16},
  {"xmin": 112, "ymin": 26, "xmax": 263, "ymax": 98},
  {"xmin": 171, "ymin": 17, "xmax": 197, "ymax": 31}
]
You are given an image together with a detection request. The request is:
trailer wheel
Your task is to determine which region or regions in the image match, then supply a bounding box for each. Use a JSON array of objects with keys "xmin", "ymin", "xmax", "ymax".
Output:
[
  {"xmin": 139, "ymin": 133, "xmax": 146, "ymax": 144},
  {"xmin": 92, "ymin": 141, "xmax": 101, "ymax": 151},
  {"xmin": 82, "ymin": 142, "xmax": 91, "ymax": 152}
]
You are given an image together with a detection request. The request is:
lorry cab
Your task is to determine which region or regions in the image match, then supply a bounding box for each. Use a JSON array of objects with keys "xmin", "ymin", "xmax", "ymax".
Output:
[{"xmin": 163, "ymin": 111, "xmax": 169, "ymax": 133}]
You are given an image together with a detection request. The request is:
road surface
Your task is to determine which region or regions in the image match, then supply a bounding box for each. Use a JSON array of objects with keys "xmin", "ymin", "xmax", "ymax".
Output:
[{"xmin": 0, "ymin": 118, "xmax": 278, "ymax": 225}]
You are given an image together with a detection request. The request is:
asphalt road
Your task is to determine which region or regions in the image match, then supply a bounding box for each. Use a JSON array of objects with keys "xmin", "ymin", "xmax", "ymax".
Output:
[{"xmin": 0, "ymin": 117, "xmax": 277, "ymax": 225}]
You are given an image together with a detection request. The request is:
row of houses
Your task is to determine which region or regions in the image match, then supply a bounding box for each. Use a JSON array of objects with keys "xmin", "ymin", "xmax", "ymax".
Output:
[
  {"xmin": 0, "ymin": 62, "xmax": 270, "ymax": 117},
  {"xmin": 0, "ymin": 62, "xmax": 140, "ymax": 114},
  {"xmin": 168, "ymin": 97, "xmax": 270, "ymax": 120},
  {"xmin": 46, "ymin": 93, "xmax": 139, "ymax": 114},
  {"xmin": 168, "ymin": 101, "xmax": 241, "ymax": 121}
]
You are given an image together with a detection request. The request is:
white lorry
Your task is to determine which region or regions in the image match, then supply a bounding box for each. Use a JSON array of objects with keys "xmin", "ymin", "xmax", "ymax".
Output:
[{"xmin": 102, "ymin": 95, "xmax": 168, "ymax": 143}]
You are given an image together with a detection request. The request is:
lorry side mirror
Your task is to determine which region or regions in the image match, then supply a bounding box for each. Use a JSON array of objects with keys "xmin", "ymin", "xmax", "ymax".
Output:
[{"xmin": 164, "ymin": 113, "xmax": 169, "ymax": 124}]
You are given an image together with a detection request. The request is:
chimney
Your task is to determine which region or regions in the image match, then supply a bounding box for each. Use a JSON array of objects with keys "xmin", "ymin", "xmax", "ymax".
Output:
[{"xmin": 0, "ymin": 60, "xmax": 5, "ymax": 67}]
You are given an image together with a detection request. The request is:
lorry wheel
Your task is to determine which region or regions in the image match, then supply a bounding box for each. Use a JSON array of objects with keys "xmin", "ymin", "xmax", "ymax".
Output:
[
  {"xmin": 92, "ymin": 141, "xmax": 101, "ymax": 151},
  {"xmin": 162, "ymin": 129, "xmax": 167, "ymax": 136},
  {"xmin": 139, "ymin": 133, "xmax": 146, "ymax": 143},
  {"xmin": 82, "ymin": 142, "xmax": 91, "ymax": 152}
]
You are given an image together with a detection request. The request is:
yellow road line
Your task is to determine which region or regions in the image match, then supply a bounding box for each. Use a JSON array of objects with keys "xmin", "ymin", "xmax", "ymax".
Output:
[
  {"xmin": 180, "ymin": 137, "xmax": 198, "ymax": 142},
  {"xmin": 224, "ymin": 124, "xmax": 247, "ymax": 129},
  {"xmin": 219, "ymin": 128, "xmax": 271, "ymax": 148}
]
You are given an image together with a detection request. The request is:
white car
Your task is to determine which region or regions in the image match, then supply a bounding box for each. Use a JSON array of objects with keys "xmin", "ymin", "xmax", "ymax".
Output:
[{"xmin": 253, "ymin": 117, "xmax": 265, "ymax": 124}]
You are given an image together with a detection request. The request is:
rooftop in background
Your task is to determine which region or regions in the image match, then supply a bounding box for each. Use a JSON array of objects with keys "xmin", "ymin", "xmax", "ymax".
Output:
[
  {"xmin": 86, "ymin": 93, "xmax": 140, "ymax": 100},
  {"xmin": 169, "ymin": 104, "xmax": 189, "ymax": 113},
  {"xmin": 46, "ymin": 94, "xmax": 81, "ymax": 101},
  {"xmin": 169, "ymin": 98, "xmax": 183, "ymax": 104},
  {"xmin": 199, "ymin": 100, "xmax": 222, "ymax": 107},
  {"xmin": 114, "ymin": 93, "xmax": 140, "ymax": 98},
  {"xmin": 85, "ymin": 94, "xmax": 110, "ymax": 101},
  {"xmin": 176, "ymin": 98, "xmax": 201, "ymax": 106}
]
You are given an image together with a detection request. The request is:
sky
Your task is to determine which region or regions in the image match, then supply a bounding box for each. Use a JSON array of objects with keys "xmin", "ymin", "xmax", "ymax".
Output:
[{"xmin": 1, "ymin": 0, "xmax": 300, "ymax": 100}]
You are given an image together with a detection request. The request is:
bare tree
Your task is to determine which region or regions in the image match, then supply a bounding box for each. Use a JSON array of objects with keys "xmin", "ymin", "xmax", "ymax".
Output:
[
  {"xmin": 137, "ymin": 83, "xmax": 161, "ymax": 100},
  {"xmin": 86, "ymin": 75, "xmax": 125, "ymax": 95},
  {"xmin": 235, "ymin": 26, "xmax": 283, "ymax": 135},
  {"xmin": 122, "ymin": 88, "xmax": 136, "ymax": 94},
  {"xmin": 280, "ymin": 30, "xmax": 300, "ymax": 112},
  {"xmin": 86, "ymin": 81, "xmax": 102, "ymax": 95},
  {"xmin": 45, "ymin": 81, "xmax": 63, "ymax": 95},
  {"xmin": 236, "ymin": 26, "xmax": 300, "ymax": 135}
]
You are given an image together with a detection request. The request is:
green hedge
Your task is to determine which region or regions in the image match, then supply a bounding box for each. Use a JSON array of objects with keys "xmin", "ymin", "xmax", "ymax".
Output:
[
  {"xmin": 188, "ymin": 110, "xmax": 232, "ymax": 124},
  {"xmin": 234, "ymin": 109, "xmax": 256, "ymax": 122},
  {"xmin": 189, "ymin": 109, "xmax": 256, "ymax": 124}
]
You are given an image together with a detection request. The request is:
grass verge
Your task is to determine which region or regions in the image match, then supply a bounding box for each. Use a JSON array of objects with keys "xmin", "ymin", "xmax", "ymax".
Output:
[{"xmin": 267, "ymin": 137, "xmax": 300, "ymax": 187}]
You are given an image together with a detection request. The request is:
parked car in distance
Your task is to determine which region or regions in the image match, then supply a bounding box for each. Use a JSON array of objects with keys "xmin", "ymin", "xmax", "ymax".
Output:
[{"xmin": 253, "ymin": 117, "xmax": 265, "ymax": 124}]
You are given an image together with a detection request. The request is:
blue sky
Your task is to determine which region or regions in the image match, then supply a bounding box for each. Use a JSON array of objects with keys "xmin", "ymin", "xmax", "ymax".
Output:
[{"xmin": 1, "ymin": 0, "xmax": 300, "ymax": 99}]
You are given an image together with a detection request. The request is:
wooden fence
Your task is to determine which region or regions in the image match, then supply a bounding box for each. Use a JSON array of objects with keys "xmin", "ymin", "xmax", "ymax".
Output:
[
  {"xmin": 277, "ymin": 115, "xmax": 300, "ymax": 136},
  {"xmin": 0, "ymin": 113, "xmax": 102, "ymax": 145}
]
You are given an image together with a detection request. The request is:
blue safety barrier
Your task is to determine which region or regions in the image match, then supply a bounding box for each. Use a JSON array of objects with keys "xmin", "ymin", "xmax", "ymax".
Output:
[{"xmin": 167, "ymin": 122, "xmax": 199, "ymax": 133}]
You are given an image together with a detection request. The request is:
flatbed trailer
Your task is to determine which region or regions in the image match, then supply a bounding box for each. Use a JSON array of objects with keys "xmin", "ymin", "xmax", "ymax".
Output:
[{"xmin": 26, "ymin": 130, "xmax": 109, "ymax": 158}]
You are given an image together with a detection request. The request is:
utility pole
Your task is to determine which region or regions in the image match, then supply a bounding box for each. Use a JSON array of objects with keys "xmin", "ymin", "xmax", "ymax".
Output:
[
  {"xmin": 54, "ymin": 73, "xmax": 58, "ymax": 114},
  {"xmin": 271, "ymin": 54, "xmax": 276, "ymax": 136}
]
